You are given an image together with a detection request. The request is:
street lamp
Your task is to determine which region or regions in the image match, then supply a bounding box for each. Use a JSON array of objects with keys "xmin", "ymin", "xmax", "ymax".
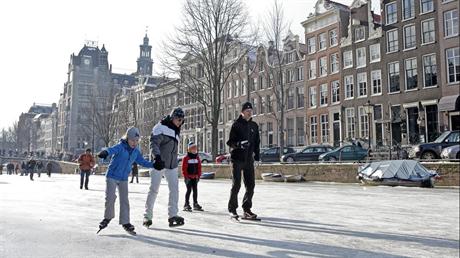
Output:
[{"xmin": 363, "ymin": 100, "xmax": 375, "ymax": 156}]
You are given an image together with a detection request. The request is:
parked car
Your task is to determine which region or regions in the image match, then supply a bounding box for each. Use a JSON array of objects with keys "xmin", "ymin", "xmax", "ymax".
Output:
[
  {"xmin": 441, "ymin": 145, "xmax": 460, "ymax": 160},
  {"xmin": 215, "ymin": 153, "xmax": 230, "ymax": 164},
  {"xmin": 409, "ymin": 130, "xmax": 460, "ymax": 160},
  {"xmin": 260, "ymin": 147, "xmax": 296, "ymax": 162},
  {"xmin": 178, "ymin": 152, "xmax": 213, "ymax": 164},
  {"xmin": 281, "ymin": 145, "xmax": 333, "ymax": 162},
  {"xmin": 319, "ymin": 145, "xmax": 368, "ymax": 162}
]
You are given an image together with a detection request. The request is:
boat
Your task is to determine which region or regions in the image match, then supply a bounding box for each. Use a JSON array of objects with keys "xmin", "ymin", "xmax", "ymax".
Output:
[
  {"xmin": 261, "ymin": 173, "xmax": 285, "ymax": 182},
  {"xmin": 200, "ymin": 172, "xmax": 216, "ymax": 179},
  {"xmin": 284, "ymin": 174, "xmax": 303, "ymax": 182},
  {"xmin": 357, "ymin": 160, "xmax": 439, "ymax": 188}
]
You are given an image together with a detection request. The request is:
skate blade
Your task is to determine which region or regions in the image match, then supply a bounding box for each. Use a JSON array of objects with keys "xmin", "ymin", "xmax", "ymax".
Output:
[
  {"xmin": 96, "ymin": 229, "xmax": 102, "ymax": 234},
  {"xmin": 169, "ymin": 223, "xmax": 185, "ymax": 228},
  {"xmin": 230, "ymin": 216, "xmax": 240, "ymax": 222},
  {"xmin": 193, "ymin": 209, "xmax": 204, "ymax": 212},
  {"xmin": 241, "ymin": 217, "xmax": 261, "ymax": 221},
  {"xmin": 183, "ymin": 209, "xmax": 192, "ymax": 212},
  {"xmin": 126, "ymin": 231, "xmax": 137, "ymax": 236}
]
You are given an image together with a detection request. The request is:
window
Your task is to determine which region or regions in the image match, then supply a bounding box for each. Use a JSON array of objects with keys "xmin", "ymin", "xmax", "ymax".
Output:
[
  {"xmin": 331, "ymin": 81, "xmax": 340, "ymax": 103},
  {"xmin": 309, "ymin": 60, "xmax": 317, "ymax": 79},
  {"xmin": 387, "ymin": 30, "xmax": 399, "ymax": 53},
  {"xmin": 447, "ymin": 47, "xmax": 460, "ymax": 83},
  {"xmin": 422, "ymin": 19, "xmax": 436, "ymax": 44},
  {"xmin": 287, "ymin": 88, "xmax": 295, "ymax": 109},
  {"xmin": 386, "ymin": 2, "xmax": 397, "ymax": 25},
  {"xmin": 233, "ymin": 80, "xmax": 239, "ymax": 97},
  {"xmin": 355, "ymin": 26, "xmax": 365, "ymax": 42},
  {"xmin": 307, "ymin": 37, "xmax": 316, "ymax": 53},
  {"xmin": 444, "ymin": 10, "xmax": 459, "ymax": 37},
  {"xmin": 310, "ymin": 116, "xmax": 318, "ymax": 144},
  {"xmin": 357, "ymin": 72, "xmax": 367, "ymax": 97},
  {"xmin": 260, "ymin": 96, "xmax": 266, "ymax": 114},
  {"xmin": 319, "ymin": 33, "xmax": 327, "ymax": 50},
  {"xmin": 423, "ymin": 54, "xmax": 437, "ymax": 87},
  {"xmin": 356, "ymin": 47, "xmax": 366, "ymax": 68},
  {"xmin": 309, "ymin": 87, "xmax": 317, "ymax": 108},
  {"xmin": 296, "ymin": 66, "xmax": 304, "ymax": 81},
  {"xmin": 228, "ymin": 105, "xmax": 233, "ymax": 122},
  {"xmin": 321, "ymin": 114, "xmax": 329, "ymax": 143},
  {"xmin": 421, "ymin": 0, "xmax": 434, "ymax": 14},
  {"xmin": 252, "ymin": 98, "xmax": 258, "ymax": 115},
  {"xmin": 405, "ymin": 58, "xmax": 418, "ymax": 90},
  {"xmin": 371, "ymin": 70, "xmax": 382, "ymax": 95},
  {"xmin": 402, "ymin": 0, "xmax": 415, "ymax": 20},
  {"xmin": 329, "ymin": 30, "xmax": 338, "ymax": 46},
  {"xmin": 297, "ymin": 86, "xmax": 304, "ymax": 108},
  {"xmin": 227, "ymin": 82, "xmax": 232, "ymax": 99},
  {"xmin": 320, "ymin": 84, "xmax": 328, "ymax": 106},
  {"xmin": 346, "ymin": 108, "xmax": 355, "ymax": 140},
  {"xmin": 287, "ymin": 118, "xmax": 295, "ymax": 146},
  {"xmin": 285, "ymin": 52, "xmax": 295, "ymax": 63},
  {"xmin": 370, "ymin": 44, "xmax": 381, "ymax": 62},
  {"xmin": 343, "ymin": 51, "xmax": 353, "ymax": 68},
  {"xmin": 259, "ymin": 61, "xmax": 264, "ymax": 72},
  {"xmin": 258, "ymin": 76, "xmax": 264, "ymax": 90},
  {"xmin": 330, "ymin": 53, "xmax": 339, "ymax": 73},
  {"xmin": 319, "ymin": 57, "xmax": 327, "ymax": 76},
  {"xmin": 359, "ymin": 107, "xmax": 369, "ymax": 139},
  {"xmin": 404, "ymin": 25, "xmax": 416, "ymax": 50},
  {"xmin": 388, "ymin": 62, "xmax": 400, "ymax": 93},
  {"xmin": 345, "ymin": 75, "xmax": 354, "ymax": 99},
  {"xmin": 265, "ymin": 96, "xmax": 272, "ymax": 113},
  {"xmin": 296, "ymin": 117, "xmax": 305, "ymax": 146}
]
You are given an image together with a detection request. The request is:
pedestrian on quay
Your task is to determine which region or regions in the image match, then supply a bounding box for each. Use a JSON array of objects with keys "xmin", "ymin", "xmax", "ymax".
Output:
[
  {"xmin": 96, "ymin": 127, "xmax": 154, "ymax": 235},
  {"xmin": 226, "ymin": 101, "xmax": 261, "ymax": 221},
  {"xmin": 78, "ymin": 149, "xmax": 95, "ymax": 190}
]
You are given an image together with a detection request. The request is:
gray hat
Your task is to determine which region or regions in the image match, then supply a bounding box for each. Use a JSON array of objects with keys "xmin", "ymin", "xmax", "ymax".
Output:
[{"xmin": 124, "ymin": 127, "xmax": 140, "ymax": 141}]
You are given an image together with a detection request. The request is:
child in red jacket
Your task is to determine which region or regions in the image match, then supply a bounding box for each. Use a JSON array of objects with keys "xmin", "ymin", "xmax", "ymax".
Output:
[{"xmin": 182, "ymin": 142, "xmax": 203, "ymax": 211}]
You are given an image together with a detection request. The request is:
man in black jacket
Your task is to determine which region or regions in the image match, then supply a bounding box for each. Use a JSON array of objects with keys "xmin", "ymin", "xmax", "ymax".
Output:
[{"xmin": 226, "ymin": 102, "xmax": 260, "ymax": 220}]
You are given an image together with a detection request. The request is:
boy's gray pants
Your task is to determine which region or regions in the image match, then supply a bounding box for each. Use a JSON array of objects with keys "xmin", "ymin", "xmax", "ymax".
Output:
[
  {"xmin": 144, "ymin": 168, "xmax": 179, "ymax": 219},
  {"xmin": 104, "ymin": 177, "xmax": 130, "ymax": 225}
]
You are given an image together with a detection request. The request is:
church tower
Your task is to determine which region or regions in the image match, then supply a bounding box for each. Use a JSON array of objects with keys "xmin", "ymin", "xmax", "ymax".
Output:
[{"xmin": 136, "ymin": 33, "xmax": 153, "ymax": 76}]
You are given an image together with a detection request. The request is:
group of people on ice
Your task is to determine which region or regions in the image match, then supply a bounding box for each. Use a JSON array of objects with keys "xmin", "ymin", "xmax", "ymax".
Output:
[{"xmin": 96, "ymin": 101, "xmax": 261, "ymax": 235}]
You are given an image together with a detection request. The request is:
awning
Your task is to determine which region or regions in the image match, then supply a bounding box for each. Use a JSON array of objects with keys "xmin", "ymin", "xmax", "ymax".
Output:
[{"xmin": 438, "ymin": 95, "xmax": 460, "ymax": 112}]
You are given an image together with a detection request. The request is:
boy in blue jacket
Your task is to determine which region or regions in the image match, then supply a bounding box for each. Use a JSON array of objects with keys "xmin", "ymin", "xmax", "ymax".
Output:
[{"xmin": 96, "ymin": 127, "xmax": 154, "ymax": 235}]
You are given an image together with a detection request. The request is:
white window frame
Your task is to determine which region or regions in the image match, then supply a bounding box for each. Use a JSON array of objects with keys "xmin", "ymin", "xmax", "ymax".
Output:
[
  {"xmin": 421, "ymin": 19, "xmax": 436, "ymax": 45},
  {"xmin": 387, "ymin": 29, "xmax": 399, "ymax": 53},
  {"xmin": 405, "ymin": 58, "xmax": 418, "ymax": 91},
  {"xmin": 369, "ymin": 44, "xmax": 381, "ymax": 63},
  {"xmin": 420, "ymin": 0, "xmax": 434, "ymax": 14},
  {"xmin": 319, "ymin": 33, "xmax": 327, "ymax": 51},
  {"xmin": 330, "ymin": 53, "xmax": 339, "ymax": 74},
  {"xmin": 319, "ymin": 56, "xmax": 328, "ymax": 77},
  {"xmin": 388, "ymin": 61, "xmax": 401, "ymax": 93},
  {"xmin": 320, "ymin": 84, "xmax": 328, "ymax": 107},
  {"xmin": 403, "ymin": 24, "xmax": 416, "ymax": 50},
  {"xmin": 309, "ymin": 60, "xmax": 317, "ymax": 80},
  {"xmin": 422, "ymin": 53, "xmax": 437, "ymax": 88},
  {"xmin": 320, "ymin": 114, "xmax": 329, "ymax": 143},
  {"xmin": 346, "ymin": 108, "xmax": 355, "ymax": 140},
  {"xmin": 402, "ymin": 0, "xmax": 415, "ymax": 21},
  {"xmin": 331, "ymin": 80, "xmax": 340, "ymax": 104},
  {"xmin": 309, "ymin": 86, "xmax": 317, "ymax": 108},
  {"xmin": 343, "ymin": 50, "xmax": 353, "ymax": 68},
  {"xmin": 444, "ymin": 9, "xmax": 459, "ymax": 38},
  {"xmin": 371, "ymin": 70, "xmax": 382, "ymax": 96},
  {"xmin": 386, "ymin": 2, "xmax": 398, "ymax": 25},
  {"xmin": 310, "ymin": 116, "xmax": 318, "ymax": 144},
  {"xmin": 355, "ymin": 26, "xmax": 365, "ymax": 42},
  {"xmin": 357, "ymin": 72, "xmax": 368, "ymax": 97},
  {"xmin": 345, "ymin": 75, "xmax": 354, "ymax": 100},
  {"xmin": 329, "ymin": 29, "xmax": 338, "ymax": 47},
  {"xmin": 356, "ymin": 47, "xmax": 367, "ymax": 68},
  {"xmin": 307, "ymin": 37, "xmax": 316, "ymax": 54},
  {"xmin": 446, "ymin": 47, "xmax": 460, "ymax": 84}
]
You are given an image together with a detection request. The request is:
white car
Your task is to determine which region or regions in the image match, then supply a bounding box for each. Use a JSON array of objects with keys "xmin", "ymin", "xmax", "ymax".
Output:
[{"xmin": 441, "ymin": 145, "xmax": 460, "ymax": 160}]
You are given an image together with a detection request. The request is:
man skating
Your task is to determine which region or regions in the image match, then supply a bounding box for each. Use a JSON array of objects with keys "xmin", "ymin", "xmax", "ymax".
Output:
[
  {"xmin": 226, "ymin": 102, "xmax": 261, "ymax": 220},
  {"xmin": 144, "ymin": 108, "xmax": 185, "ymax": 228},
  {"xmin": 78, "ymin": 149, "xmax": 95, "ymax": 190}
]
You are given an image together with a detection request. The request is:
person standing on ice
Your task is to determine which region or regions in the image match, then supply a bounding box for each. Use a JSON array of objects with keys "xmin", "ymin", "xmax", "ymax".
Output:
[
  {"xmin": 226, "ymin": 101, "xmax": 261, "ymax": 220},
  {"xmin": 181, "ymin": 141, "xmax": 203, "ymax": 212},
  {"xmin": 143, "ymin": 107, "xmax": 185, "ymax": 228},
  {"xmin": 96, "ymin": 127, "xmax": 154, "ymax": 235},
  {"xmin": 78, "ymin": 149, "xmax": 95, "ymax": 190}
]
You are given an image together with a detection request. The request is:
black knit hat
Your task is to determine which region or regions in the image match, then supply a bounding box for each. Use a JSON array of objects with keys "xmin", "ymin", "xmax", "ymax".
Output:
[
  {"xmin": 170, "ymin": 107, "xmax": 185, "ymax": 119},
  {"xmin": 241, "ymin": 102, "xmax": 253, "ymax": 112}
]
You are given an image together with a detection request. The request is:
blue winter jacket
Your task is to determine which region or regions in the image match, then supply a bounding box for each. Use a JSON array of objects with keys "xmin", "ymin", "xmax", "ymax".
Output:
[{"xmin": 105, "ymin": 140, "xmax": 153, "ymax": 181}]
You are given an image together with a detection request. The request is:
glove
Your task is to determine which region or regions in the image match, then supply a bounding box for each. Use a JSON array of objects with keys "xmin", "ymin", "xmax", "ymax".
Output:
[
  {"xmin": 97, "ymin": 150, "xmax": 108, "ymax": 159},
  {"xmin": 153, "ymin": 155, "xmax": 165, "ymax": 170},
  {"xmin": 237, "ymin": 140, "xmax": 249, "ymax": 149},
  {"xmin": 254, "ymin": 160, "xmax": 261, "ymax": 167}
]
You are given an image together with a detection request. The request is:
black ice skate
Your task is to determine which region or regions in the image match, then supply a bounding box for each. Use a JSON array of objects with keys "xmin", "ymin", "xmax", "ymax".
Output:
[
  {"xmin": 168, "ymin": 216, "xmax": 185, "ymax": 227},
  {"xmin": 183, "ymin": 203, "xmax": 192, "ymax": 212},
  {"xmin": 122, "ymin": 223, "xmax": 136, "ymax": 235},
  {"xmin": 242, "ymin": 210, "xmax": 261, "ymax": 221},
  {"xmin": 143, "ymin": 217, "xmax": 152, "ymax": 228},
  {"xmin": 97, "ymin": 218, "xmax": 111, "ymax": 234},
  {"xmin": 193, "ymin": 203, "xmax": 204, "ymax": 211}
]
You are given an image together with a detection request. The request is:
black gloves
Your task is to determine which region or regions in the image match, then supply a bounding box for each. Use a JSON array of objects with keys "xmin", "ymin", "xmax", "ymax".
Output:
[
  {"xmin": 97, "ymin": 150, "xmax": 109, "ymax": 159},
  {"xmin": 153, "ymin": 155, "xmax": 165, "ymax": 170},
  {"xmin": 236, "ymin": 140, "xmax": 249, "ymax": 149}
]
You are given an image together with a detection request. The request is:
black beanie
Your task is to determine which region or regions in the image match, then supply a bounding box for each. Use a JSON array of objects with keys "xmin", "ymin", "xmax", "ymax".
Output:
[{"xmin": 241, "ymin": 102, "xmax": 253, "ymax": 112}]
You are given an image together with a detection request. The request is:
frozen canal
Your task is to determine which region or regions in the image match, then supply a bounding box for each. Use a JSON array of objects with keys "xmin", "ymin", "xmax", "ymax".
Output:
[{"xmin": 0, "ymin": 174, "xmax": 459, "ymax": 258}]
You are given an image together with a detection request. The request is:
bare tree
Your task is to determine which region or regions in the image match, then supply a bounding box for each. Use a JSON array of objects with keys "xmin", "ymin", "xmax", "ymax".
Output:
[
  {"xmin": 160, "ymin": 0, "xmax": 257, "ymax": 158},
  {"xmin": 263, "ymin": 0, "xmax": 290, "ymax": 158}
]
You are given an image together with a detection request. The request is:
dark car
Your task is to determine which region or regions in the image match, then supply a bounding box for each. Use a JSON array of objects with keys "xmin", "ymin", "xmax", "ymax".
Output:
[
  {"xmin": 260, "ymin": 147, "xmax": 296, "ymax": 162},
  {"xmin": 281, "ymin": 145, "xmax": 333, "ymax": 162},
  {"xmin": 319, "ymin": 145, "xmax": 368, "ymax": 162},
  {"xmin": 409, "ymin": 130, "xmax": 460, "ymax": 160}
]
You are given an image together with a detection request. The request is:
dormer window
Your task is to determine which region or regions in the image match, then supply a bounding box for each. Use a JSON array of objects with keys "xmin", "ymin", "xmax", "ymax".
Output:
[{"xmin": 355, "ymin": 26, "xmax": 365, "ymax": 42}]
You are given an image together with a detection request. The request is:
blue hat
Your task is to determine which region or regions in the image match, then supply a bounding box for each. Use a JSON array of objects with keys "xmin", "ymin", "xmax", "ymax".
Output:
[{"xmin": 188, "ymin": 141, "xmax": 197, "ymax": 149}]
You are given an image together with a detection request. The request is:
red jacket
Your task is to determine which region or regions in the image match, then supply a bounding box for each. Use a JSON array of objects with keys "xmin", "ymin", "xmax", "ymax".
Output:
[
  {"xmin": 181, "ymin": 153, "xmax": 202, "ymax": 179},
  {"xmin": 78, "ymin": 153, "xmax": 95, "ymax": 171}
]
